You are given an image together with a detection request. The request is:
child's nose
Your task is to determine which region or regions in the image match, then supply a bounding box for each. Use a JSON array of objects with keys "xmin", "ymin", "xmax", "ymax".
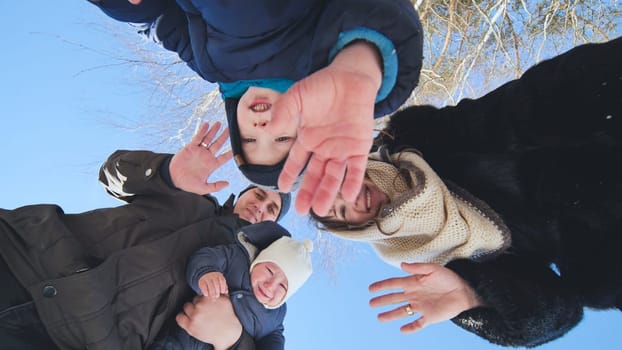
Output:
[
  {"xmin": 262, "ymin": 279, "xmax": 277, "ymax": 295},
  {"xmin": 253, "ymin": 120, "xmax": 268, "ymax": 128},
  {"xmin": 266, "ymin": 276, "xmax": 279, "ymax": 288}
]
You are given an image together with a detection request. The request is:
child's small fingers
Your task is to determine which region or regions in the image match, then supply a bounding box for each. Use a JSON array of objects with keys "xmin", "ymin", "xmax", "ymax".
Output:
[
  {"xmin": 219, "ymin": 276, "xmax": 229, "ymax": 295},
  {"xmin": 207, "ymin": 279, "xmax": 219, "ymax": 298},
  {"xmin": 199, "ymin": 282, "xmax": 209, "ymax": 297}
]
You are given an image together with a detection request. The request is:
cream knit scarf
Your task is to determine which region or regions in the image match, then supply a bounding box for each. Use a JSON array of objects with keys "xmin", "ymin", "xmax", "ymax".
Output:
[{"xmin": 331, "ymin": 150, "xmax": 511, "ymax": 266}]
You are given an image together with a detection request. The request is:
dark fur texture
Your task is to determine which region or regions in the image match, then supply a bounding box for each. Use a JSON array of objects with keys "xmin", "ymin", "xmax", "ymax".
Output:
[{"xmin": 377, "ymin": 37, "xmax": 622, "ymax": 347}]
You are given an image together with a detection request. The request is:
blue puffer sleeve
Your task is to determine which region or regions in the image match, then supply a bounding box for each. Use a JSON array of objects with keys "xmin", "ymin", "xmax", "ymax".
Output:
[
  {"xmin": 87, "ymin": 0, "xmax": 172, "ymax": 24},
  {"xmin": 89, "ymin": 0, "xmax": 197, "ymax": 75},
  {"xmin": 186, "ymin": 245, "xmax": 232, "ymax": 295},
  {"xmin": 318, "ymin": 0, "xmax": 424, "ymax": 118}
]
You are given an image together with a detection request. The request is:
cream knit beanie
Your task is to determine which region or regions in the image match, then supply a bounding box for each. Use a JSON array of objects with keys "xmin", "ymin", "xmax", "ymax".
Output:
[{"xmin": 250, "ymin": 237, "xmax": 313, "ymax": 308}]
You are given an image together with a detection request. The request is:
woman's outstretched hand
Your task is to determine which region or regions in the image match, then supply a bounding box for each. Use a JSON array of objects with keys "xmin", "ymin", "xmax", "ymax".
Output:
[
  {"xmin": 369, "ymin": 262, "xmax": 483, "ymax": 333},
  {"xmin": 169, "ymin": 122, "xmax": 233, "ymax": 195}
]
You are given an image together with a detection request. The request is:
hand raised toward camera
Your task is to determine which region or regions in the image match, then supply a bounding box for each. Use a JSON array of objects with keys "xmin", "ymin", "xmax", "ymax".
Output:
[
  {"xmin": 369, "ymin": 262, "xmax": 483, "ymax": 333},
  {"xmin": 169, "ymin": 122, "xmax": 233, "ymax": 195}
]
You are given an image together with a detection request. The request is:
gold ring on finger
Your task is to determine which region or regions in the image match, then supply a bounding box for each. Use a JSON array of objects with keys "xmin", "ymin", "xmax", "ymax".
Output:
[{"xmin": 404, "ymin": 304, "xmax": 414, "ymax": 316}]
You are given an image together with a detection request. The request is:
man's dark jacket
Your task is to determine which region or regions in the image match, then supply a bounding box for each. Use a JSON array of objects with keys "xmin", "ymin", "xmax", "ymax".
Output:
[{"xmin": 0, "ymin": 150, "xmax": 267, "ymax": 349}]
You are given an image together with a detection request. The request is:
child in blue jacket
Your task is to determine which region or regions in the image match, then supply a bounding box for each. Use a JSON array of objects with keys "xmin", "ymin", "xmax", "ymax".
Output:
[
  {"xmin": 150, "ymin": 223, "xmax": 313, "ymax": 350},
  {"xmin": 88, "ymin": 0, "xmax": 424, "ymax": 216}
]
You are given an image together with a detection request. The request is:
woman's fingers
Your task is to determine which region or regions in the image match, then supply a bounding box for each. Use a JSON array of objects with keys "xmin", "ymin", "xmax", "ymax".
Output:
[
  {"xmin": 400, "ymin": 262, "xmax": 437, "ymax": 275},
  {"xmin": 400, "ymin": 316, "xmax": 427, "ymax": 333},
  {"xmin": 373, "ymin": 302, "xmax": 428, "ymax": 334},
  {"xmin": 369, "ymin": 291, "xmax": 406, "ymax": 308},
  {"xmin": 376, "ymin": 303, "xmax": 416, "ymax": 322},
  {"xmin": 369, "ymin": 275, "xmax": 410, "ymax": 293}
]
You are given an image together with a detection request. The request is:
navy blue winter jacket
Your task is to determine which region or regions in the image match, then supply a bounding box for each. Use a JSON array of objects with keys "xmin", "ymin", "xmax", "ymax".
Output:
[
  {"xmin": 90, "ymin": 0, "xmax": 423, "ymax": 118},
  {"xmin": 151, "ymin": 221, "xmax": 290, "ymax": 350}
]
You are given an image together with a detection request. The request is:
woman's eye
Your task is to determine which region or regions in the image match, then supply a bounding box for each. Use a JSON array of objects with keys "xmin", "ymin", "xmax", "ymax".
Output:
[
  {"xmin": 242, "ymin": 138, "xmax": 256, "ymax": 143},
  {"xmin": 267, "ymin": 267, "xmax": 274, "ymax": 275},
  {"xmin": 279, "ymin": 283, "xmax": 287, "ymax": 291},
  {"xmin": 275, "ymin": 136, "xmax": 291, "ymax": 142}
]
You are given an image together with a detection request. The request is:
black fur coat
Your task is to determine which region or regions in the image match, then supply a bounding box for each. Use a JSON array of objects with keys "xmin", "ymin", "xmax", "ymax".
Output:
[{"xmin": 377, "ymin": 37, "xmax": 622, "ymax": 347}]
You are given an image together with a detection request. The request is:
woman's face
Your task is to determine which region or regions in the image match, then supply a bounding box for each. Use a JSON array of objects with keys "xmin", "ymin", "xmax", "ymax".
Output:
[
  {"xmin": 326, "ymin": 178, "xmax": 389, "ymax": 226},
  {"xmin": 237, "ymin": 86, "xmax": 298, "ymax": 166}
]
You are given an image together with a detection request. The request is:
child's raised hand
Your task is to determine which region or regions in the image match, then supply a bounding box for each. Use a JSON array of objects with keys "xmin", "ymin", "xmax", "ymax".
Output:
[
  {"xmin": 271, "ymin": 41, "xmax": 382, "ymax": 216},
  {"xmin": 169, "ymin": 122, "xmax": 233, "ymax": 195},
  {"xmin": 198, "ymin": 272, "xmax": 229, "ymax": 299}
]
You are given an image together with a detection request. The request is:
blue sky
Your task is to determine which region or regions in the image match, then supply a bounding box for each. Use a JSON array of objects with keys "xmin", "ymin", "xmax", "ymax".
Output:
[{"xmin": 2, "ymin": 1, "xmax": 621, "ymax": 349}]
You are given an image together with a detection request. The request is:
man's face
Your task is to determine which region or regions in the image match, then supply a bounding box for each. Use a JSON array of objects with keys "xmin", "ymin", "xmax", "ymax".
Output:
[{"xmin": 233, "ymin": 187, "xmax": 282, "ymax": 223}]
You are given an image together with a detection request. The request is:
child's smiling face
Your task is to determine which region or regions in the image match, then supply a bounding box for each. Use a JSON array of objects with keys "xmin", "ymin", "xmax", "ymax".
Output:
[
  {"xmin": 237, "ymin": 86, "xmax": 298, "ymax": 166},
  {"xmin": 250, "ymin": 261, "xmax": 288, "ymax": 307}
]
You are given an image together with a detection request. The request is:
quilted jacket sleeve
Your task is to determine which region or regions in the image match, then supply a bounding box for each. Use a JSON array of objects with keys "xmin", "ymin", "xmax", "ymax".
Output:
[
  {"xmin": 319, "ymin": 0, "xmax": 424, "ymax": 118},
  {"xmin": 446, "ymin": 254, "xmax": 583, "ymax": 347},
  {"xmin": 186, "ymin": 245, "xmax": 231, "ymax": 295},
  {"xmin": 87, "ymin": 0, "xmax": 172, "ymax": 23},
  {"xmin": 89, "ymin": 0, "xmax": 197, "ymax": 74}
]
